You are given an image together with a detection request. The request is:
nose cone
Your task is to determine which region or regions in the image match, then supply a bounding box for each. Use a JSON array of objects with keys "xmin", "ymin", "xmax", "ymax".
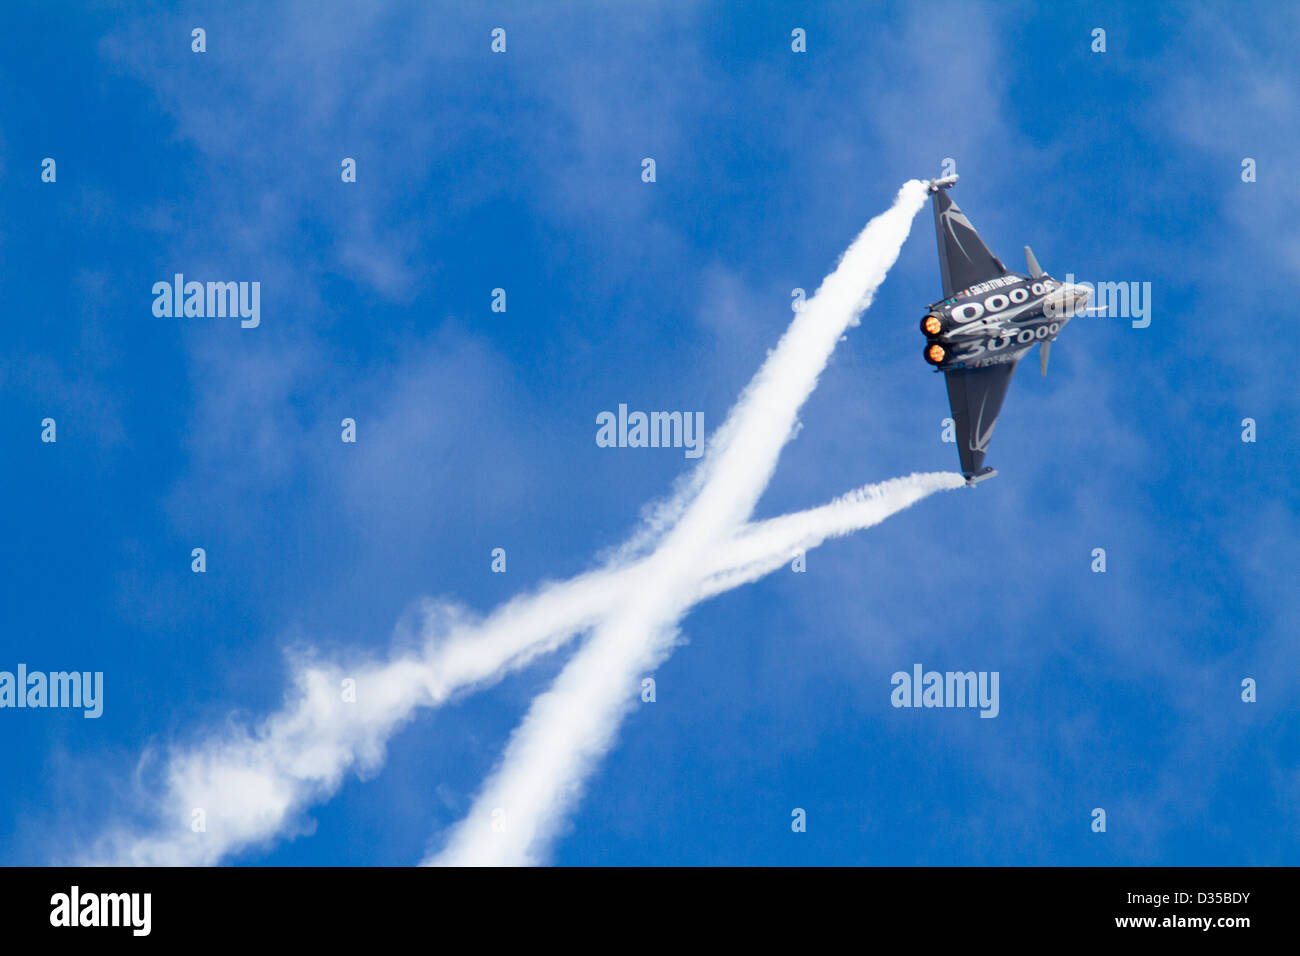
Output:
[{"xmin": 1045, "ymin": 282, "xmax": 1090, "ymax": 318}]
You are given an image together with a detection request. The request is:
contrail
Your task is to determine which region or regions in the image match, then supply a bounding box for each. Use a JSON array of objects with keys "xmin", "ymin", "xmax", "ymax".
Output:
[
  {"xmin": 427, "ymin": 475, "xmax": 954, "ymax": 866},
  {"xmin": 702, "ymin": 471, "xmax": 967, "ymax": 593},
  {"xmin": 86, "ymin": 181, "xmax": 944, "ymax": 867},
  {"xmin": 430, "ymin": 181, "xmax": 931, "ymax": 866},
  {"xmin": 86, "ymin": 471, "xmax": 959, "ymax": 866}
]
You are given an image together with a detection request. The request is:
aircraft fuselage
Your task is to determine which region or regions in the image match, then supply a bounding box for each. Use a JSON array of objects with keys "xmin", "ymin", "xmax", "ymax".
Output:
[{"xmin": 921, "ymin": 273, "xmax": 1084, "ymax": 371}]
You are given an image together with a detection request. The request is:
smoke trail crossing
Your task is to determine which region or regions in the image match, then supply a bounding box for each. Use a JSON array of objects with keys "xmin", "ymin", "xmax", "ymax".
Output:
[
  {"xmin": 89, "ymin": 181, "xmax": 950, "ymax": 867},
  {"xmin": 88, "ymin": 469, "xmax": 957, "ymax": 865},
  {"xmin": 430, "ymin": 181, "xmax": 931, "ymax": 866}
]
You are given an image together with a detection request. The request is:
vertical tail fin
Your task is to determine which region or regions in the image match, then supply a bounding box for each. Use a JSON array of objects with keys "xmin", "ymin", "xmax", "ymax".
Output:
[{"xmin": 1024, "ymin": 246, "xmax": 1044, "ymax": 278}]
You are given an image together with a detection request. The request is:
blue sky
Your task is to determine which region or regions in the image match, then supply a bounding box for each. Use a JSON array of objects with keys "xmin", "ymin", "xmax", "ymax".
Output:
[{"xmin": 1, "ymin": 0, "xmax": 1296, "ymax": 865}]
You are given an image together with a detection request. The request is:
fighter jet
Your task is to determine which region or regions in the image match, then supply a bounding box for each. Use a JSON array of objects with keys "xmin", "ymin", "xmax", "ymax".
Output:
[{"xmin": 918, "ymin": 175, "xmax": 1091, "ymax": 484}]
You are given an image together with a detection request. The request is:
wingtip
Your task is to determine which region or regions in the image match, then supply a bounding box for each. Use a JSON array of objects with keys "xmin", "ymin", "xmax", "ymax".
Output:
[{"xmin": 964, "ymin": 467, "xmax": 998, "ymax": 486}]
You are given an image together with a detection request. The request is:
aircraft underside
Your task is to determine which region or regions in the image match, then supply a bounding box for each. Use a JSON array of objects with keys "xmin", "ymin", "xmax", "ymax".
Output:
[{"xmin": 916, "ymin": 176, "xmax": 1088, "ymax": 483}]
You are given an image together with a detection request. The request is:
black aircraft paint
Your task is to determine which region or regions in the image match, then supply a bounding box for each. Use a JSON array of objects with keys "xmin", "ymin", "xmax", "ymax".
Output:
[{"xmin": 917, "ymin": 176, "xmax": 1090, "ymax": 484}]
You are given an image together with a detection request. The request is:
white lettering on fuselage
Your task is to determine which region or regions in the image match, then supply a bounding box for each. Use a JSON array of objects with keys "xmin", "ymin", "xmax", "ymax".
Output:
[{"xmin": 954, "ymin": 274, "xmax": 1023, "ymax": 297}]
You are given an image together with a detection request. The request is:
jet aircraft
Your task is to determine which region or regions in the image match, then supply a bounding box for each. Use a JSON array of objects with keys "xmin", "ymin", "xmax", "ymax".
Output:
[{"xmin": 918, "ymin": 175, "xmax": 1092, "ymax": 484}]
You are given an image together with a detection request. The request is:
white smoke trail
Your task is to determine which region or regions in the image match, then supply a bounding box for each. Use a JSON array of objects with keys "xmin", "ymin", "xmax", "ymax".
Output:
[
  {"xmin": 428, "ymin": 474, "xmax": 953, "ymax": 866},
  {"xmin": 86, "ymin": 557, "xmax": 655, "ymax": 865},
  {"xmin": 88, "ymin": 181, "xmax": 939, "ymax": 867},
  {"xmin": 702, "ymin": 471, "xmax": 967, "ymax": 593},
  {"xmin": 87, "ymin": 469, "xmax": 960, "ymax": 866},
  {"xmin": 430, "ymin": 181, "xmax": 930, "ymax": 866}
]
